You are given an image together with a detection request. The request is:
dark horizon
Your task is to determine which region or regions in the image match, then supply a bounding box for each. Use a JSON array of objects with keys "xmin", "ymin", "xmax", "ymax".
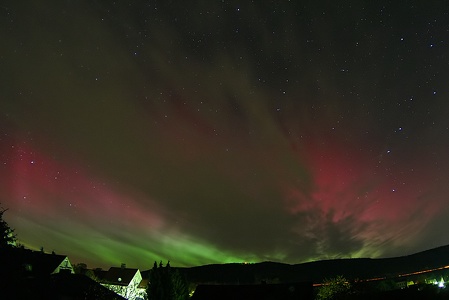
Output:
[{"xmin": 14, "ymin": 240, "xmax": 449, "ymax": 274}]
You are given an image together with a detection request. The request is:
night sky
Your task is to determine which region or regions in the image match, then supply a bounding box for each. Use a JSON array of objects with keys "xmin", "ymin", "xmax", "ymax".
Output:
[{"xmin": 1, "ymin": 1, "xmax": 449, "ymax": 270}]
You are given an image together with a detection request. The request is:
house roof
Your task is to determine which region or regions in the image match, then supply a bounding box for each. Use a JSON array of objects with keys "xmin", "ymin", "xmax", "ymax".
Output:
[
  {"xmin": 139, "ymin": 278, "xmax": 149, "ymax": 289},
  {"xmin": 101, "ymin": 267, "xmax": 140, "ymax": 286},
  {"xmin": 0, "ymin": 247, "xmax": 71, "ymax": 277},
  {"xmin": 191, "ymin": 282, "xmax": 313, "ymax": 300},
  {"xmin": 0, "ymin": 273, "xmax": 126, "ymax": 300}
]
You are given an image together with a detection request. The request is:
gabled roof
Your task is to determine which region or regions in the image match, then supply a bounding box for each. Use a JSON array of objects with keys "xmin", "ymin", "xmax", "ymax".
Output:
[
  {"xmin": 101, "ymin": 267, "xmax": 140, "ymax": 286},
  {"xmin": 0, "ymin": 247, "xmax": 71, "ymax": 277},
  {"xmin": 0, "ymin": 273, "xmax": 126, "ymax": 300},
  {"xmin": 50, "ymin": 273, "xmax": 127, "ymax": 299},
  {"xmin": 191, "ymin": 282, "xmax": 313, "ymax": 300},
  {"xmin": 139, "ymin": 278, "xmax": 149, "ymax": 289}
]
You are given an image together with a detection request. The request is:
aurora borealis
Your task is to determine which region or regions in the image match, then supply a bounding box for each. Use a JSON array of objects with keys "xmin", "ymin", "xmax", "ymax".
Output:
[{"xmin": 1, "ymin": 1, "xmax": 449, "ymax": 270}]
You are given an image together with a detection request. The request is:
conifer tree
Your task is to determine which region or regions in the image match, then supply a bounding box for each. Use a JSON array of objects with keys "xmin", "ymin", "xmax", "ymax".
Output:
[
  {"xmin": 0, "ymin": 205, "xmax": 16, "ymax": 248},
  {"xmin": 147, "ymin": 261, "xmax": 189, "ymax": 300}
]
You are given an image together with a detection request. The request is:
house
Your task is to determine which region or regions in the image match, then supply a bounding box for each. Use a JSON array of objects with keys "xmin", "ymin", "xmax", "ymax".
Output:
[
  {"xmin": 191, "ymin": 282, "xmax": 314, "ymax": 300},
  {"xmin": 98, "ymin": 265, "xmax": 147, "ymax": 300},
  {"xmin": 0, "ymin": 247, "xmax": 123, "ymax": 299},
  {"xmin": 0, "ymin": 247, "xmax": 74, "ymax": 278},
  {"xmin": 18, "ymin": 273, "xmax": 127, "ymax": 299}
]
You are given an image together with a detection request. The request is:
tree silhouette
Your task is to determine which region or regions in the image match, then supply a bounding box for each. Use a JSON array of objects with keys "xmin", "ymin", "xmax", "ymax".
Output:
[
  {"xmin": 316, "ymin": 275, "xmax": 352, "ymax": 300},
  {"xmin": 170, "ymin": 269, "xmax": 189, "ymax": 300},
  {"xmin": 147, "ymin": 261, "xmax": 189, "ymax": 300},
  {"xmin": 148, "ymin": 262, "xmax": 165, "ymax": 300},
  {"xmin": 0, "ymin": 205, "xmax": 16, "ymax": 248}
]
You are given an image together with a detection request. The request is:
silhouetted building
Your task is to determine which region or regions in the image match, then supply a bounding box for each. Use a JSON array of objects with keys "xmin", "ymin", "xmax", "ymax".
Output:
[
  {"xmin": 0, "ymin": 247, "xmax": 124, "ymax": 299},
  {"xmin": 96, "ymin": 266, "xmax": 146, "ymax": 300},
  {"xmin": 0, "ymin": 247, "xmax": 74, "ymax": 278}
]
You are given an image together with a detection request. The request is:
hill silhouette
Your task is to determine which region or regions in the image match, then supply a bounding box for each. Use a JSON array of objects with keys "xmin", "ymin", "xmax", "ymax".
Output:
[{"xmin": 171, "ymin": 245, "xmax": 449, "ymax": 284}]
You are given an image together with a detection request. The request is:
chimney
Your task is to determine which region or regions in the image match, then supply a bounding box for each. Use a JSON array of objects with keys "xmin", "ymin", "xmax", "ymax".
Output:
[{"xmin": 121, "ymin": 263, "xmax": 126, "ymax": 269}]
